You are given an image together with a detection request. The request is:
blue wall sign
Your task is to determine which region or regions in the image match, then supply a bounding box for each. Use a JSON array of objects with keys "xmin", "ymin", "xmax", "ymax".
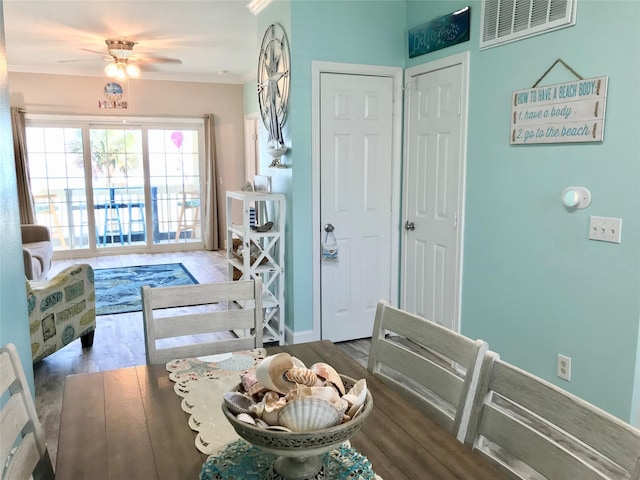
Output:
[{"xmin": 408, "ymin": 6, "xmax": 470, "ymax": 58}]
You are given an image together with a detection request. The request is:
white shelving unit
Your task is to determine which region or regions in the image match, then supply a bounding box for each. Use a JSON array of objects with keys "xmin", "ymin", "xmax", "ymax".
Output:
[{"xmin": 226, "ymin": 190, "xmax": 285, "ymax": 344}]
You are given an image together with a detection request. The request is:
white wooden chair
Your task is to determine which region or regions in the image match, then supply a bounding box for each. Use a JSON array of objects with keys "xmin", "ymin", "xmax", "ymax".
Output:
[
  {"xmin": 142, "ymin": 279, "xmax": 263, "ymax": 364},
  {"xmin": 1, "ymin": 343, "xmax": 55, "ymax": 480},
  {"xmin": 464, "ymin": 351, "xmax": 640, "ymax": 480},
  {"xmin": 367, "ymin": 300, "xmax": 488, "ymax": 441}
]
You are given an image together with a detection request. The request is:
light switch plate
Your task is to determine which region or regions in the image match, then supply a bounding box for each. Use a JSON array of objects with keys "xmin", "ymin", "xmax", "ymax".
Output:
[{"xmin": 589, "ymin": 216, "xmax": 622, "ymax": 243}]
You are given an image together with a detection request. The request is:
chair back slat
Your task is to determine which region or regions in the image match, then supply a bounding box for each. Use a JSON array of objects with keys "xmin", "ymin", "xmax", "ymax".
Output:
[
  {"xmin": 0, "ymin": 344, "xmax": 54, "ymax": 480},
  {"xmin": 367, "ymin": 301, "xmax": 488, "ymax": 441},
  {"xmin": 466, "ymin": 352, "xmax": 640, "ymax": 480},
  {"xmin": 142, "ymin": 279, "xmax": 263, "ymax": 364}
]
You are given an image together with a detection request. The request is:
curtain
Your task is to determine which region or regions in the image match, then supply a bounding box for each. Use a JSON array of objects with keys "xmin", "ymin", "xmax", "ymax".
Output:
[
  {"xmin": 11, "ymin": 107, "xmax": 35, "ymax": 224},
  {"xmin": 202, "ymin": 114, "xmax": 222, "ymax": 250}
]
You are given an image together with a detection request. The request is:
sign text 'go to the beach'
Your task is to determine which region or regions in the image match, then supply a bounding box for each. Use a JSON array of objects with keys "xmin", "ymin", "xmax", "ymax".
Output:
[{"xmin": 510, "ymin": 76, "xmax": 608, "ymax": 145}]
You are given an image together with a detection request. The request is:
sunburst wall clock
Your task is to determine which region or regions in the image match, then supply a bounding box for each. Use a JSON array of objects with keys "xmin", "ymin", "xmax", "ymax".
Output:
[{"xmin": 257, "ymin": 23, "xmax": 290, "ymax": 167}]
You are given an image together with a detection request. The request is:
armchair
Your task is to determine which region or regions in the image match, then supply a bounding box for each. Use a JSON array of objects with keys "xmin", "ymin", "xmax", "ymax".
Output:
[
  {"xmin": 22, "ymin": 224, "xmax": 54, "ymax": 280},
  {"xmin": 27, "ymin": 264, "xmax": 96, "ymax": 363}
]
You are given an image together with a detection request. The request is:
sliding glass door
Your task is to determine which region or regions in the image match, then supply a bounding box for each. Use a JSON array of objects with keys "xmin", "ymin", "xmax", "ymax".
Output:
[{"xmin": 25, "ymin": 117, "xmax": 204, "ymax": 255}]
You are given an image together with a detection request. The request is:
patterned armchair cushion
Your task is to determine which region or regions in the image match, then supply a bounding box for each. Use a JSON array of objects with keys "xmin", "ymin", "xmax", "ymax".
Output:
[{"xmin": 27, "ymin": 264, "xmax": 96, "ymax": 363}]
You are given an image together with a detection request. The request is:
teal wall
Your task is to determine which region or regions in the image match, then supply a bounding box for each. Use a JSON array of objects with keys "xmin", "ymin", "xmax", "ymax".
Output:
[
  {"xmin": 257, "ymin": 0, "xmax": 640, "ymax": 423},
  {"xmin": 259, "ymin": 1, "xmax": 406, "ymax": 334},
  {"xmin": 0, "ymin": 0, "xmax": 35, "ymax": 393},
  {"xmin": 411, "ymin": 0, "xmax": 639, "ymax": 424}
]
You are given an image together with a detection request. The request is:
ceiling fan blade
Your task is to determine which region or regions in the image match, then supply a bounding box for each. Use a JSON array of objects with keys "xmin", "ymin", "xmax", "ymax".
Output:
[
  {"xmin": 80, "ymin": 48, "xmax": 109, "ymax": 56},
  {"xmin": 134, "ymin": 56, "xmax": 183, "ymax": 65}
]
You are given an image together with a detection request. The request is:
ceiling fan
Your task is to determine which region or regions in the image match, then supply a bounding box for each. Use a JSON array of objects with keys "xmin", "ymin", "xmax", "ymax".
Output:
[{"xmin": 61, "ymin": 38, "xmax": 182, "ymax": 79}]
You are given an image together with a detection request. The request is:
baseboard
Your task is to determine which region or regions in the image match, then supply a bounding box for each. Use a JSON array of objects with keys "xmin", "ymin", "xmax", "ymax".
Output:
[{"xmin": 284, "ymin": 326, "xmax": 316, "ymax": 345}]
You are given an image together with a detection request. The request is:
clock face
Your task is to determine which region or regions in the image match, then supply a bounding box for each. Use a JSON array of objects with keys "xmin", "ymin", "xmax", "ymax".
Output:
[
  {"xmin": 257, "ymin": 23, "xmax": 290, "ymax": 139},
  {"xmin": 104, "ymin": 82, "xmax": 123, "ymax": 101}
]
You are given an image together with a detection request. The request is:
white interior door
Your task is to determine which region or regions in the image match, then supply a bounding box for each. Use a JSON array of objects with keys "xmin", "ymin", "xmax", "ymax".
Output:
[
  {"xmin": 401, "ymin": 53, "xmax": 469, "ymax": 332},
  {"xmin": 320, "ymin": 72, "xmax": 395, "ymax": 342}
]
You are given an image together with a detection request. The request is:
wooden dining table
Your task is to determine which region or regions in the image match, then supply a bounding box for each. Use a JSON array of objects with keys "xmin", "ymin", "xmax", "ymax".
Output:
[{"xmin": 56, "ymin": 340, "xmax": 507, "ymax": 479}]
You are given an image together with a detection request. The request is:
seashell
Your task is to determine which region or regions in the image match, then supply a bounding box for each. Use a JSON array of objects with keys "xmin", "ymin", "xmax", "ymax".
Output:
[
  {"xmin": 333, "ymin": 398, "xmax": 349, "ymax": 417},
  {"xmin": 241, "ymin": 373, "xmax": 259, "ymax": 392},
  {"xmin": 284, "ymin": 367, "xmax": 319, "ymax": 386},
  {"xmin": 256, "ymin": 353, "xmax": 296, "ymax": 394},
  {"xmin": 236, "ymin": 413, "xmax": 256, "ymax": 426},
  {"xmin": 247, "ymin": 382, "xmax": 269, "ymax": 399},
  {"xmin": 285, "ymin": 384, "xmax": 341, "ymax": 404},
  {"xmin": 278, "ymin": 398, "xmax": 343, "ymax": 432},
  {"xmin": 223, "ymin": 391, "xmax": 256, "ymax": 416},
  {"xmin": 310, "ymin": 362, "xmax": 345, "ymax": 395},
  {"xmin": 260, "ymin": 395, "xmax": 288, "ymax": 425},
  {"xmin": 344, "ymin": 379, "xmax": 367, "ymax": 418},
  {"xmin": 255, "ymin": 418, "xmax": 270, "ymax": 429},
  {"xmin": 291, "ymin": 356, "xmax": 307, "ymax": 368},
  {"xmin": 264, "ymin": 425, "xmax": 292, "ymax": 433}
]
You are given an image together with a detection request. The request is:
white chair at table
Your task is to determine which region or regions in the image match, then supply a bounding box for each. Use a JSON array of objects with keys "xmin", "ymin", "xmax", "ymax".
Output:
[
  {"xmin": 367, "ymin": 300, "xmax": 488, "ymax": 442},
  {"xmin": 0, "ymin": 343, "xmax": 55, "ymax": 480},
  {"xmin": 142, "ymin": 278, "xmax": 263, "ymax": 364},
  {"xmin": 464, "ymin": 351, "xmax": 640, "ymax": 480}
]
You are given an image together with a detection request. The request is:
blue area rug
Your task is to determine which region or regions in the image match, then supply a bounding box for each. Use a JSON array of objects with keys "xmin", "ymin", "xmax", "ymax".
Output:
[{"xmin": 94, "ymin": 263, "xmax": 198, "ymax": 315}]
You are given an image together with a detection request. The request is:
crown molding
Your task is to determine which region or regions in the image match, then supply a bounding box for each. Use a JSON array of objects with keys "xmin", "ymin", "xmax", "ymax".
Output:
[{"xmin": 247, "ymin": 0, "xmax": 273, "ymax": 15}]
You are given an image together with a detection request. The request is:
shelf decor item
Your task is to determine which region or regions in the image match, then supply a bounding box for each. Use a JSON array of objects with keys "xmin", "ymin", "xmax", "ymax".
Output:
[{"xmin": 257, "ymin": 23, "xmax": 290, "ymax": 168}]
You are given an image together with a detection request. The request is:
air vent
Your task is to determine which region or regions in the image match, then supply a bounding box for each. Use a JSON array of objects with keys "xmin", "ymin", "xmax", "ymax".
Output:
[{"xmin": 480, "ymin": 0, "xmax": 577, "ymax": 49}]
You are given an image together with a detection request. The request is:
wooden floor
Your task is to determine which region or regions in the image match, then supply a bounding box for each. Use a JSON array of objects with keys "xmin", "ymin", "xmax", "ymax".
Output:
[{"xmin": 34, "ymin": 250, "xmax": 371, "ymax": 469}]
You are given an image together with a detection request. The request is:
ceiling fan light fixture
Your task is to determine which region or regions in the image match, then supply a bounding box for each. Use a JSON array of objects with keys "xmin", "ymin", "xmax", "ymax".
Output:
[
  {"xmin": 104, "ymin": 62, "xmax": 119, "ymax": 77},
  {"xmin": 126, "ymin": 63, "xmax": 140, "ymax": 77}
]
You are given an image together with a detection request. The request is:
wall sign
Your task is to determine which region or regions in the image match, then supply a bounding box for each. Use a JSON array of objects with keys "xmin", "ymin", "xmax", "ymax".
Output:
[
  {"xmin": 510, "ymin": 76, "xmax": 608, "ymax": 144},
  {"xmin": 408, "ymin": 6, "xmax": 470, "ymax": 58}
]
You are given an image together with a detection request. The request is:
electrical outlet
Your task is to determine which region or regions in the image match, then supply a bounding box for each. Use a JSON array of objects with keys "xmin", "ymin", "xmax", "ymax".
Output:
[
  {"xmin": 589, "ymin": 216, "xmax": 622, "ymax": 243},
  {"xmin": 557, "ymin": 354, "xmax": 571, "ymax": 381}
]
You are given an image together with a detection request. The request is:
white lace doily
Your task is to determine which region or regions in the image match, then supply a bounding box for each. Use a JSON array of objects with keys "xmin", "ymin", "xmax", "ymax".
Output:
[{"xmin": 166, "ymin": 349, "xmax": 267, "ymax": 454}]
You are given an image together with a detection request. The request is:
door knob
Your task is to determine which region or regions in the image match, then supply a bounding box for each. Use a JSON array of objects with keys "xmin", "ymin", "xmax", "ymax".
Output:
[
  {"xmin": 404, "ymin": 221, "xmax": 415, "ymax": 231},
  {"xmin": 324, "ymin": 223, "xmax": 334, "ymax": 233}
]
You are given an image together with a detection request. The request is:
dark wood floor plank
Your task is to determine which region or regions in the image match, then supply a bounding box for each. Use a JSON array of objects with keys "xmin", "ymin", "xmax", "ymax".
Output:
[
  {"xmin": 137, "ymin": 364, "xmax": 207, "ymax": 480},
  {"xmin": 56, "ymin": 372, "xmax": 107, "ymax": 480},
  {"xmin": 103, "ymin": 367, "xmax": 158, "ymax": 479}
]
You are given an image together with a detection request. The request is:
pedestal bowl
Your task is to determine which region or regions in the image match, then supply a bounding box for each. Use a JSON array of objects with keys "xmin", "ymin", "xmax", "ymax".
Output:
[{"xmin": 222, "ymin": 375, "xmax": 373, "ymax": 480}]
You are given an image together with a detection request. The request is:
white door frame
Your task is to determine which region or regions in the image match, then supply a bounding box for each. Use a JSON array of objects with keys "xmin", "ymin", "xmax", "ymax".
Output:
[
  {"xmin": 401, "ymin": 51, "xmax": 470, "ymax": 332},
  {"xmin": 311, "ymin": 61, "xmax": 403, "ymax": 341}
]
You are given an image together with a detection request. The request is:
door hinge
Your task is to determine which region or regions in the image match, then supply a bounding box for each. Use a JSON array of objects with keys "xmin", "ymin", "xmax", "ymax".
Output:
[{"xmin": 454, "ymin": 212, "xmax": 458, "ymax": 228}]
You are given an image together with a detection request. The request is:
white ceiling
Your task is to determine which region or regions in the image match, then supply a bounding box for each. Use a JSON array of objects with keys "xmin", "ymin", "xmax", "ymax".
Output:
[{"xmin": 3, "ymin": 0, "xmax": 259, "ymax": 84}]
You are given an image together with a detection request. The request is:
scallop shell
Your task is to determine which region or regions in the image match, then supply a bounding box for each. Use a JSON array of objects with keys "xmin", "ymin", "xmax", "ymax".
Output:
[
  {"xmin": 278, "ymin": 397, "xmax": 343, "ymax": 432},
  {"xmin": 284, "ymin": 367, "xmax": 319, "ymax": 386},
  {"xmin": 223, "ymin": 391, "xmax": 256, "ymax": 416},
  {"xmin": 310, "ymin": 362, "xmax": 345, "ymax": 395}
]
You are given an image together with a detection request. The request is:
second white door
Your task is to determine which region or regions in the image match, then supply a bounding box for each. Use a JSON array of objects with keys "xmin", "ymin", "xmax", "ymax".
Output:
[
  {"xmin": 320, "ymin": 72, "xmax": 395, "ymax": 342},
  {"xmin": 402, "ymin": 53, "xmax": 469, "ymax": 332}
]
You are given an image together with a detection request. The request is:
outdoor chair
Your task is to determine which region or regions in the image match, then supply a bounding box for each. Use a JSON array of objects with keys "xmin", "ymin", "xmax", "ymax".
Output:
[
  {"xmin": 142, "ymin": 278, "xmax": 263, "ymax": 364},
  {"xmin": 0, "ymin": 343, "xmax": 55, "ymax": 479},
  {"xmin": 367, "ymin": 300, "xmax": 488, "ymax": 441},
  {"xmin": 464, "ymin": 351, "xmax": 640, "ymax": 480}
]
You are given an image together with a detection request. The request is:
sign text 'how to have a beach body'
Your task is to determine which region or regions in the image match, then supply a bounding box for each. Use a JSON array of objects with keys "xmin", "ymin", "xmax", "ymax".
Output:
[{"xmin": 511, "ymin": 76, "xmax": 608, "ymax": 145}]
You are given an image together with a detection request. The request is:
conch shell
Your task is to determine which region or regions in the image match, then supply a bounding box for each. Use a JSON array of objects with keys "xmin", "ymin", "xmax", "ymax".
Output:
[
  {"xmin": 310, "ymin": 362, "xmax": 345, "ymax": 395},
  {"xmin": 284, "ymin": 367, "xmax": 321, "ymax": 386}
]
